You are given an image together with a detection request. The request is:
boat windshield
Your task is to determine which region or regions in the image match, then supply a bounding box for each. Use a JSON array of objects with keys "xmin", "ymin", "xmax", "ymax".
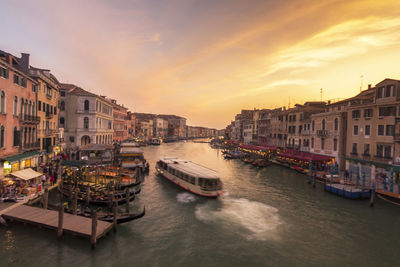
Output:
[
  {"xmin": 122, "ymin": 155, "xmax": 144, "ymax": 161},
  {"xmin": 198, "ymin": 178, "xmax": 222, "ymax": 191}
]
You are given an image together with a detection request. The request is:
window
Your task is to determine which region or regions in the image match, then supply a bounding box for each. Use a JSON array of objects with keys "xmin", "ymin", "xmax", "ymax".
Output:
[
  {"xmin": 379, "ymin": 106, "xmax": 396, "ymax": 117},
  {"xmin": 377, "ymin": 87, "xmax": 384, "ymax": 98},
  {"xmin": 13, "ymin": 127, "xmax": 19, "ymax": 146},
  {"xmin": 384, "ymin": 145, "xmax": 392, "ymax": 158},
  {"xmin": 38, "ymin": 100, "xmax": 41, "ymax": 111},
  {"xmin": 376, "ymin": 144, "xmax": 384, "ymax": 157},
  {"xmin": 311, "ymin": 137, "xmax": 314, "ymax": 148},
  {"xmin": 0, "ymin": 91, "xmax": 5, "ymax": 113},
  {"xmin": 84, "ymin": 100, "xmax": 89, "ymax": 111},
  {"xmin": 60, "ymin": 91, "xmax": 65, "ymax": 97},
  {"xmin": 0, "ymin": 67, "xmax": 9, "ymax": 79},
  {"xmin": 84, "ymin": 117, "xmax": 89, "ymax": 129},
  {"xmin": 364, "ymin": 109, "xmax": 373, "ymax": 118},
  {"xmin": 60, "ymin": 117, "xmax": 65, "ymax": 128},
  {"xmin": 14, "ymin": 96, "xmax": 18, "ymax": 115},
  {"xmin": 378, "ymin": 125, "xmax": 384, "ymax": 136},
  {"xmin": 352, "ymin": 143, "xmax": 357, "ymax": 154},
  {"xmin": 363, "ymin": 144, "xmax": 370, "ymax": 156},
  {"xmin": 334, "ymin": 118, "xmax": 338, "ymax": 131},
  {"xmin": 13, "ymin": 74, "xmax": 27, "ymax": 87},
  {"xmin": 322, "ymin": 119, "xmax": 326, "ymax": 130},
  {"xmin": 333, "ymin": 138, "xmax": 337, "ymax": 151},
  {"xmin": 54, "ymin": 107, "xmax": 57, "ymax": 115},
  {"xmin": 353, "ymin": 125, "xmax": 358, "ymax": 135},
  {"xmin": 43, "ymin": 102, "xmax": 45, "ymax": 112},
  {"xmin": 384, "ymin": 85, "xmax": 395, "ymax": 97},
  {"xmin": 365, "ymin": 125, "xmax": 370, "ymax": 136},
  {"xmin": 32, "ymin": 84, "xmax": 37, "ymax": 92},
  {"xmin": 386, "ymin": 125, "xmax": 394, "ymax": 136},
  {"xmin": 312, "ymin": 120, "xmax": 315, "ymax": 131},
  {"xmin": 321, "ymin": 138, "xmax": 325, "ymax": 150},
  {"xmin": 352, "ymin": 110, "xmax": 361, "ymax": 119},
  {"xmin": 0, "ymin": 126, "xmax": 4, "ymax": 148},
  {"xmin": 60, "ymin": 101, "xmax": 65, "ymax": 111}
]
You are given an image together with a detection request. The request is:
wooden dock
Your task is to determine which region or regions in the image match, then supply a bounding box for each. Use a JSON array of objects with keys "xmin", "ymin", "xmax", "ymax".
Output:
[{"xmin": 2, "ymin": 205, "xmax": 113, "ymax": 244}]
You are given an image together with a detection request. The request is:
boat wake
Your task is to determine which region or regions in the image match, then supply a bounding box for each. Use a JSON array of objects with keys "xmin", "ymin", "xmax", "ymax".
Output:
[
  {"xmin": 176, "ymin": 192, "xmax": 197, "ymax": 203},
  {"xmin": 195, "ymin": 197, "xmax": 283, "ymax": 241}
]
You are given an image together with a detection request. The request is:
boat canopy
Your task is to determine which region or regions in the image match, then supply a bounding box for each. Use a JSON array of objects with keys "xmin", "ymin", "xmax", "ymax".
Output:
[
  {"xmin": 160, "ymin": 157, "xmax": 220, "ymax": 179},
  {"xmin": 120, "ymin": 147, "xmax": 143, "ymax": 154}
]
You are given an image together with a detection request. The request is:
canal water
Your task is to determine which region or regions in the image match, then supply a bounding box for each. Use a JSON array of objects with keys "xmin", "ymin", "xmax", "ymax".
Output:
[{"xmin": 1, "ymin": 142, "xmax": 400, "ymax": 266}]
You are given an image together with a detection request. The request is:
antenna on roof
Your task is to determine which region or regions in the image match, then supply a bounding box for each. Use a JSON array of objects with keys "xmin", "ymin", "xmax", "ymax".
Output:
[
  {"xmin": 360, "ymin": 75, "xmax": 364, "ymax": 92},
  {"xmin": 320, "ymin": 88, "xmax": 323, "ymax": 101}
]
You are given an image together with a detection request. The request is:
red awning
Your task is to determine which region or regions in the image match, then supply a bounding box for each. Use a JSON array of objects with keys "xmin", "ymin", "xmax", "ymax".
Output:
[{"xmin": 277, "ymin": 150, "xmax": 332, "ymax": 162}]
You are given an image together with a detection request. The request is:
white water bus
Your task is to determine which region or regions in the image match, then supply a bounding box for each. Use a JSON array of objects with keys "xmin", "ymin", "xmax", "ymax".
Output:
[{"xmin": 155, "ymin": 157, "xmax": 223, "ymax": 198}]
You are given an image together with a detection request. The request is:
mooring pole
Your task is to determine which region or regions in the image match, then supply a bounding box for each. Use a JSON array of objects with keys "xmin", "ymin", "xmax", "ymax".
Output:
[
  {"xmin": 43, "ymin": 187, "xmax": 49, "ymax": 209},
  {"xmin": 86, "ymin": 184, "xmax": 90, "ymax": 206},
  {"xmin": 125, "ymin": 187, "xmax": 130, "ymax": 213},
  {"xmin": 57, "ymin": 204, "xmax": 64, "ymax": 240},
  {"xmin": 91, "ymin": 209, "xmax": 98, "ymax": 249},
  {"xmin": 113, "ymin": 201, "xmax": 118, "ymax": 232},
  {"xmin": 72, "ymin": 192, "xmax": 78, "ymax": 215}
]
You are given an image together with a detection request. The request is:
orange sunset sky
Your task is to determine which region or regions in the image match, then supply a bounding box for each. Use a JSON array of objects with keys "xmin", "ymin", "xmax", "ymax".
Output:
[{"xmin": 1, "ymin": 0, "xmax": 400, "ymax": 129}]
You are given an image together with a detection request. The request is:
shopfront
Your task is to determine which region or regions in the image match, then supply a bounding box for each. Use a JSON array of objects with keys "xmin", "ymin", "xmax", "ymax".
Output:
[{"xmin": 2, "ymin": 151, "xmax": 40, "ymax": 176}]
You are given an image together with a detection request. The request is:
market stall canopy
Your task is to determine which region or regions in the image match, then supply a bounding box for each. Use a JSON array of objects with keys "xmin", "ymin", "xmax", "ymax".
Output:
[{"xmin": 11, "ymin": 168, "xmax": 42, "ymax": 181}]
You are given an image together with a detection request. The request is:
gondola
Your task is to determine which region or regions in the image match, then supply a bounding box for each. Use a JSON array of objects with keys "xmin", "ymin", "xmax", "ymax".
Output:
[
  {"xmin": 376, "ymin": 190, "xmax": 400, "ymax": 206},
  {"xmin": 47, "ymin": 203, "xmax": 145, "ymax": 224}
]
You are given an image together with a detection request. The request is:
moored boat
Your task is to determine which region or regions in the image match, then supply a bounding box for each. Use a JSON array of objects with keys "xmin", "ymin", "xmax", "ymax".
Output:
[
  {"xmin": 120, "ymin": 141, "xmax": 147, "ymax": 170},
  {"xmin": 376, "ymin": 190, "xmax": 400, "ymax": 206},
  {"xmin": 155, "ymin": 157, "xmax": 223, "ymax": 198}
]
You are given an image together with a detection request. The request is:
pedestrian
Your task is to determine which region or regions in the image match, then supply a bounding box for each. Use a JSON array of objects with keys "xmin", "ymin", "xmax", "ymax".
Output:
[{"xmin": 41, "ymin": 174, "xmax": 46, "ymax": 186}]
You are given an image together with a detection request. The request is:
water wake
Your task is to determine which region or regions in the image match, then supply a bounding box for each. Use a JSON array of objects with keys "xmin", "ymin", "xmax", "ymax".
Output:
[
  {"xmin": 195, "ymin": 197, "xmax": 283, "ymax": 240},
  {"xmin": 176, "ymin": 192, "xmax": 197, "ymax": 203}
]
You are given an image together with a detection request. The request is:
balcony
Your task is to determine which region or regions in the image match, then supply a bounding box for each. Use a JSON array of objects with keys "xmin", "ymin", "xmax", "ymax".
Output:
[
  {"xmin": 316, "ymin": 129, "xmax": 329, "ymax": 137},
  {"xmin": 21, "ymin": 141, "xmax": 40, "ymax": 151},
  {"xmin": 42, "ymin": 129, "xmax": 57, "ymax": 136},
  {"xmin": 45, "ymin": 112, "xmax": 53, "ymax": 119},
  {"xmin": 20, "ymin": 114, "xmax": 40, "ymax": 124}
]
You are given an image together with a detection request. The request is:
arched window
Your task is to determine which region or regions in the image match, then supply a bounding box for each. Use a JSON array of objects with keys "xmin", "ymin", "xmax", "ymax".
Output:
[
  {"xmin": 28, "ymin": 100, "xmax": 32, "ymax": 115},
  {"xmin": 84, "ymin": 117, "xmax": 89, "ymax": 129},
  {"xmin": 60, "ymin": 101, "xmax": 65, "ymax": 111},
  {"xmin": 84, "ymin": 100, "xmax": 89, "ymax": 111},
  {"xmin": 20, "ymin": 98, "xmax": 24, "ymax": 116},
  {"xmin": 13, "ymin": 127, "xmax": 19, "ymax": 146},
  {"xmin": 0, "ymin": 91, "xmax": 5, "ymax": 113},
  {"xmin": 60, "ymin": 117, "xmax": 65, "ymax": 128},
  {"xmin": 32, "ymin": 103, "xmax": 35, "ymax": 116},
  {"xmin": 312, "ymin": 120, "xmax": 315, "ymax": 131},
  {"xmin": 322, "ymin": 119, "xmax": 326, "ymax": 130},
  {"xmin": 0, "ymin": 126, "xmax": 4, "ymax": 148},
  {"xmin": 14, "ymin": 96, "xmax": 18, "ymax": 115},
  {"xmin": 334, "ymin": 118, "xmax": 338, "ymax": 131}
]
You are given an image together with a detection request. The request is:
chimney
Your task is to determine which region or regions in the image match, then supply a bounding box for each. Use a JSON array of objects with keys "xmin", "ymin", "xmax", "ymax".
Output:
[
  {"xmin": 20, "ymin": 53, "xmax": 30, "ymax": 74},
  {"xmin": 368, "ymin": 84, "xmax": 371, "ymax": 89}
]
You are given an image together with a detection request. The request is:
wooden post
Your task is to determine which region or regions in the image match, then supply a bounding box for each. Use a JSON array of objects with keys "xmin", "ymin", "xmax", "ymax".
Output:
[
  {"xmin": 113, "ymin": 201, "xmax": 118, "ymax": 232},
  {"xmin": 125, "ymin": 187, "xmax": 130, "ymax": 213},
  {"xmin": 86, "ymin": 184, "xmax": 90, "ymax": 206},
  {"xmin": 91, "ymin": 209, "xmax": 98, "ymax": 249},
  {"xmin": 43, "ymin": 188, "xmax": 49, "ymax": 209},
  {"xmin": 72, "ymin": 192, "xmax": 78, "ymax": 215},
  {"xmin": 57, "ymin": 204, "xmax": 64, "ymax": 240}
]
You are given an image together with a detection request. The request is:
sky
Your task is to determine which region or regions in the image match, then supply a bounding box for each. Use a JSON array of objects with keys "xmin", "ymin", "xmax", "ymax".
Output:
[{"xmin": 1, "ymin": 0, "xmax": 400, "ymax": 129}]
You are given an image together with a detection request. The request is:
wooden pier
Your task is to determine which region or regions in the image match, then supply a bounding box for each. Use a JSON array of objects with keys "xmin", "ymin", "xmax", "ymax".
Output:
[{"xmin": 2, "ymin": 205, "xmax": 113, "ymax": 246}]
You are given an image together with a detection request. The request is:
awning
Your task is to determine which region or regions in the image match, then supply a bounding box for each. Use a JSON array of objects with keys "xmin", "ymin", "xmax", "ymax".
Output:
[
  {"xmin": 11, "ymin": 168, "xmax": 42, "ymax": 180},
  {"xmin": 278, "ymin": 150, "xmax": 333, "ymax": 162},
  {"xmin": 2, "ymin": 151, "xmax": 40, "ymax": 163}
]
